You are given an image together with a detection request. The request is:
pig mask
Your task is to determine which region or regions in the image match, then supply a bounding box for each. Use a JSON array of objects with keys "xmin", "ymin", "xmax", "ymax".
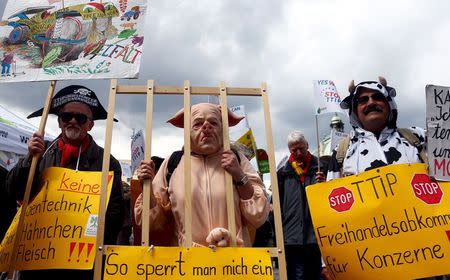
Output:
[{"xmin": 167, "ymin": 103, "xmax": 244, "ymax": 155}]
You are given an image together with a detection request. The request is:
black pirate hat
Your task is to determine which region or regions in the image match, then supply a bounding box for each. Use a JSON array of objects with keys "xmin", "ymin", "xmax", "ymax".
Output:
[{"xmin": 28, "ymin": 85, "xmax": 118, "ymax": 122}]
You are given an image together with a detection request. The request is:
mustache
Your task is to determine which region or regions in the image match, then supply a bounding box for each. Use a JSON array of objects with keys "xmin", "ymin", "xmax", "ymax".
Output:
[{"xmin": 363, "ymin": 104, "xmax": 383, "ymax": 115}]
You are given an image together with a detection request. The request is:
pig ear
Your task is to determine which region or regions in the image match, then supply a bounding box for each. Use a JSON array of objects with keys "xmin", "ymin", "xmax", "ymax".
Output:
[
  {"xmin": 167, "ymin": 107, "xmax": 185, "ymax": 128},
  {"xmin": 219, "ymin": 106, "xmax": 244, "ymax": 127}
]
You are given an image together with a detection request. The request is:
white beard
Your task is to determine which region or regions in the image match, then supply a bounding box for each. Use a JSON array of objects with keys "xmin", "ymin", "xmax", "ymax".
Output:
[{"xmin": 65, "ymin": 127, "xmax": 81, "ymax": 140}]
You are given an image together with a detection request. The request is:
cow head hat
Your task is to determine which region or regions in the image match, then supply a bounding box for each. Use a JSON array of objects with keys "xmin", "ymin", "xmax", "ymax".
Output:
[{"xmin": 340, "ymin": 76, "xmax": 398, "ymax": 128}]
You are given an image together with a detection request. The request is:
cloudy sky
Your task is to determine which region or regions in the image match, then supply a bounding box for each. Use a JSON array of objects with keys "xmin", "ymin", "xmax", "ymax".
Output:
[{"xmin": 1, "ymin": 0, "xmax": 449, "ymax": 169}]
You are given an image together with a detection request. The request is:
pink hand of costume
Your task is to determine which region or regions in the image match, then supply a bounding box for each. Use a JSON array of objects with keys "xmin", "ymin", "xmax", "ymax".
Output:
[
  {"xmin": 206, "ymin": 227, "xmax": 243, "ymax": 247},
  {"xmin": 28, "ymin": 132, "xmax": 45, "ymax": 157},
  {"xmin": 221, "ymin": 150, "xmax": 244, "ymax": 182},
  {"xmin": 137, "ymin": 160, "xmax": 155, "ymax": 182}
]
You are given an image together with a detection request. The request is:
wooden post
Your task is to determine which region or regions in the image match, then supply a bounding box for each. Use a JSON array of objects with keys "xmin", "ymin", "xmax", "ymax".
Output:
[
  {"xmin": 219, "ymin": 81, "xmax": 237, "ymax": 246},
  {"xmin": 141, "ymin": 80, "xmax": 154, "ymax": 246},
  {"xmin": 183, "ymin": 80, "xmax": 192, "ymax": 247},
  {"xmin": 7, "ymin": 80, "xmax": 57, "ymax": 279},
  {"xmin": 315, "ymin": 115, "xmax": 321, "ymax": 173},
  {"xmin": 93, "ymin": 79, "xmax": 118, "ymax": 280},
  {"xmin": 261, "ymin": 82, "xmax": 287, "ymax": 280}
]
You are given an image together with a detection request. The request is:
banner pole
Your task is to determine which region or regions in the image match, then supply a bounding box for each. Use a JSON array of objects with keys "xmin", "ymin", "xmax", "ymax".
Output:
[
  {"xmin": 141, "ymin": 80, "xmax": 154, "ymax": 246},
  {"xmin": 183, "ymin": 80, "xmax": 192, "ymax": 247},
  {"xmin": 315, "ymin": 115, "xmax": 321, "ymax": 173},
  {"xmin": 7, "ymin": 80, "xmax": 57, "ymax": 279},
  {"xmin": 93, "ymin": 79, "xmax": 117, "ymax": 280},
  {"xmin": 219, "ymin": 81, "xmax": 237, "ymax": 246}
]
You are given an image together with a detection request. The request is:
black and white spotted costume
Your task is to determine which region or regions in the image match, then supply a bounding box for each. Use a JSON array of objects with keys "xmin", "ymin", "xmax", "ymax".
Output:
[{"xmin": 326, "ymin": 79, "xmax": 426, "ymax": 180}]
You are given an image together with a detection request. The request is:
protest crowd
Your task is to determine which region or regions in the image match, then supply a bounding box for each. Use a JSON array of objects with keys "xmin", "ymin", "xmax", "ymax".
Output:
[{"xmin": 0, "ymin": 75, "xmax": 448, "ymax": 280}]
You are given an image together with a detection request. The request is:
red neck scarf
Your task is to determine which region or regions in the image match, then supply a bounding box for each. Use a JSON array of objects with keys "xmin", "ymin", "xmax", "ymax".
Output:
[
  {"xmin": 288, "ymin": 152, "xmax": 312, "ymax": 183},
  {"xmin": 57, "ymin": 136, "xmax": 90, "ymax": 167}
]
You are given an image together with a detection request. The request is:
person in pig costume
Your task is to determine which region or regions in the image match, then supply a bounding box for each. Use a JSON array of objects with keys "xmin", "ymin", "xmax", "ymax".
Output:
[{"xmin": 134, "ymin": 103, "xmax": 269, "ymax": 247}]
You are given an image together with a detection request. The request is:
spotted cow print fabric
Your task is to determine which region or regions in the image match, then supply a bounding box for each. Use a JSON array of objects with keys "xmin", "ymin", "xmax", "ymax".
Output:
[{"xmin": 326, "ymin": 126, "xmax": 426, "ymax": 180}]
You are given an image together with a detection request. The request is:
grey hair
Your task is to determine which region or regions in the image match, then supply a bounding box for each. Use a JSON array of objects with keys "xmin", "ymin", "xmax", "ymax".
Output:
[{"xmin": 287, "ymin": 130, "xmax": 308, "ymax": 146}]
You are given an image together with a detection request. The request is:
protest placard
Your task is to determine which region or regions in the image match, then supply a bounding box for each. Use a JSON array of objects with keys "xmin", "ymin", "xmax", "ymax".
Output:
[
  {"xmin": 306, "ymin": 163, "xmax": 450, "ymax": 279},
  {"xmin": 330, "ymin": 130, "xmax": 348, "ymax": 152},
  {"xmin": 131, "ymin": 129, "xmax": 144, "ymax": 175},
  {"xmin": 104, "ymin": 246, "xmax": 273, "ymax": 280},
  {"xmin": 313, "ymin": 80, "xmax": 344, "ymax": 115},
  {"xmin": 0, "ymin": 167, "xmax": 113, "ymax": 271},
  {"xmin": 426, "ymin": 84, "xmax": 450, "ymax": 181},
  {"xmin": 0, "ymin": 0, "xmax": 148, "ymax": 82},
  {"xmin": 236, "ymin": 128, "xmax": 256, "ymax": 160}
]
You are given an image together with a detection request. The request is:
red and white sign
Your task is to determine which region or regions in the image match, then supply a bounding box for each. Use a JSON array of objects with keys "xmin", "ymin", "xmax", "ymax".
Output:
[
  {"xmin": 328, "ymin": 187, "xmax": 354, "ymax": 212},
  {"xmin": 411, "ymin": 173, "xmax": 444, "ymax": 204}
]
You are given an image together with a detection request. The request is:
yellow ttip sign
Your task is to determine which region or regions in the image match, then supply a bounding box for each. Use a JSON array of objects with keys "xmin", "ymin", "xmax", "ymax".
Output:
[{"xmin": 306, "ymin": 163, "xmax": 450, "ymax": 280}]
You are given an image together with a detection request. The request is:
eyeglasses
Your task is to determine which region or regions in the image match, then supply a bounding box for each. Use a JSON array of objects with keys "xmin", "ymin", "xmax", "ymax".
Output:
[
  {"xmin": 355, "ymin": 92, "xmax": 385, "ymax": 106},
  {"xmin": 59, "ymin": 112, "xmax": 91, "ymax": 124}
]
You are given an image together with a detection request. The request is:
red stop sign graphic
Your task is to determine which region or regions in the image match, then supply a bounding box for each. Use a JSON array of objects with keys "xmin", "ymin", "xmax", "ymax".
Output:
[
  {"xmin": 328, "ymin": 187, "xmax": 354, "ymax": 212},
  {"xmin": 411, "ymin": 174, "xmax": 443, "ymax": 204}
]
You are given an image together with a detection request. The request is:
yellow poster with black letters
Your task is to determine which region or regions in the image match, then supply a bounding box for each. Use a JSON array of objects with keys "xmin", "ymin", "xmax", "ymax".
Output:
[
  {"xmin": 306, "ymin": 163, "xmax": 450, "ymax": 280},
  {"xmin": 104, "ymin": 246, "xmax": 273, "ymax": 280},
  {"xmin": 0, "ymin": 167, "xmax": 113, "ymax": 271}
]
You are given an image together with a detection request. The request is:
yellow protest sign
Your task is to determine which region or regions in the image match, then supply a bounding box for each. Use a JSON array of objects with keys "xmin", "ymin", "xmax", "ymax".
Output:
[
  {"xmin": 306, "ymin": 163, "xmax": 450, "ymax": 280},
  {"xmin": 237, "ymin": 128, "xmax": 256, "ymax": 159},
  {"xmin": 104, "ymin": 246, "xmax": 273, "ymax": 280},
  {"xmin": 0, "ymin": 167, "xmax": 113, "ymax": 271}
]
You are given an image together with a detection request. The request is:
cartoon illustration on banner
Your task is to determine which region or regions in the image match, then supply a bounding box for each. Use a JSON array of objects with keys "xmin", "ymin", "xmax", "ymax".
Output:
[{"xmin": 0, "ymin": 0, "xmax": 147, "ymax": 82}]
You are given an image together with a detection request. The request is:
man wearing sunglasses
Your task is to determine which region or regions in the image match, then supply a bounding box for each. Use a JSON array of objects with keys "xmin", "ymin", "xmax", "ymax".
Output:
[
  {"xmin": 321, "ymin": 77, "xmax": 426, "ymax": 279},
  {"xmin": 6, "ymin": 85, "xmax": 124, "ymax": 280}
]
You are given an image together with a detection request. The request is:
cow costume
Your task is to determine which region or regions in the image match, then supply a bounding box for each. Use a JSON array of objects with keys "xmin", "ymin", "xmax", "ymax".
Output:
[{"xmin": 327, "ymin": 77, "xmax": 426, "ymax": 180}]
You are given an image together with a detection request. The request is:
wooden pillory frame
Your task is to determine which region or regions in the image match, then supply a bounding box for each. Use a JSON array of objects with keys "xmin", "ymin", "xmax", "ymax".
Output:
[{"xmin": 7, "ymin": 79, "xmax": 287, "ymax": 280}]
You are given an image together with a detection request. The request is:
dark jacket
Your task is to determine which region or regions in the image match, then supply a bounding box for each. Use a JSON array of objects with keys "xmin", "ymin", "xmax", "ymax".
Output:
[
  {"xmin": 277, "ymin": 155, "xmax": 321, "ymax": 246},
  {"xmin": 0, "ymin": 166, "xmax": 16, "ymax": 240},
  {"xmin": 6, "ymin": 135, "xmax": 124, "ymax": 279}
]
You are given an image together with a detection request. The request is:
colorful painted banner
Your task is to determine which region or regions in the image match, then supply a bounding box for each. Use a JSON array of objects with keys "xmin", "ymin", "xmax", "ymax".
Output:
[
  {"xmin": 313, "ymin": 80, "xmax": 344, "ymax": 115},
  {"xmin": 0, "ymin": 0, "xmax": 148, "ymax": 82},
  {"xmin": 426, "ymin": 84, "xmax": 450, "ymax": 181},
  {"xmin": 0, "ymin": 167, "xmax": 113, "ymax": 271},
  {"xmin": 104, "ymin": 246, "xmax": 273, "ymax": 280},
  {"xmin": 306, "ymin": 163, "xmax": 450, "ymax": 280}
]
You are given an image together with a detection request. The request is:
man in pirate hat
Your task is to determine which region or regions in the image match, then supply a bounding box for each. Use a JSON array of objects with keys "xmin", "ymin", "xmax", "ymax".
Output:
[{"xmin": 7, "ymin": 85, "xmax": 124, "ymax": 279}]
